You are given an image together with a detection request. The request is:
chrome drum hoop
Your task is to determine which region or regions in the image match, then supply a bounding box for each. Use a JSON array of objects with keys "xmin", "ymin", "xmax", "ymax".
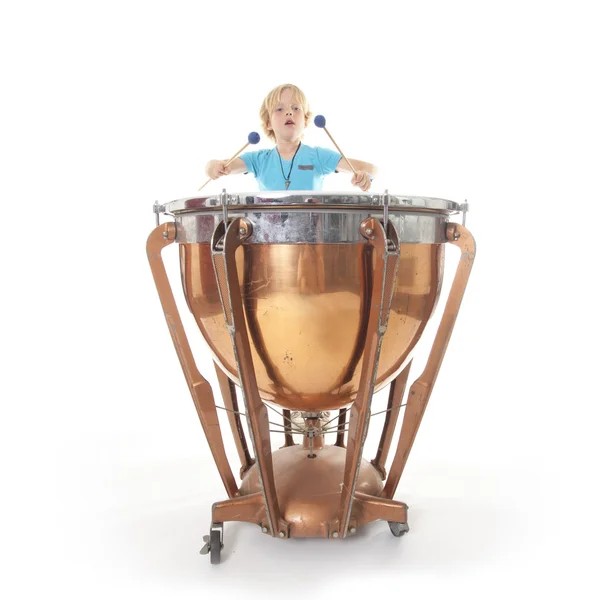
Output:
[{"xmin": 162, "ymin": 192, "xmax": 462, "ymax": 245}]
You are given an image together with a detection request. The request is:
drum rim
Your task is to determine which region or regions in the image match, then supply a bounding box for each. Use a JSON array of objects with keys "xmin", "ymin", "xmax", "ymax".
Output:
[{"xmin": 162, "ymin": 191, "xmax": 462, "ymax": 215}]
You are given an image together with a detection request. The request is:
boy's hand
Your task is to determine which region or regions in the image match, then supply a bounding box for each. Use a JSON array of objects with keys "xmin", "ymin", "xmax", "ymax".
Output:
[
  {"xmin": 205, "ymin": 160, "xmax": 231, "ymax": 180},
  {"xmin": 351, "ymin": 170, "xmax": 373, "ymax": 191}
]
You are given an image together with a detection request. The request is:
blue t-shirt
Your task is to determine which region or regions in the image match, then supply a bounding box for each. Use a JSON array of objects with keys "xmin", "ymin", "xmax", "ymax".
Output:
[{"xmin": 239, "ymin": 144, "xmax": 342, "ymax": 191}]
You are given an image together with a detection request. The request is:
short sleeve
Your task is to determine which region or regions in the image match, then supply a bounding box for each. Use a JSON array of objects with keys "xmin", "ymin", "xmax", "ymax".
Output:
[
  {"xmin": 315, "ymin": 147, "xmax": 342, "ymax": 176},
  {"xmin": 239, "ymin": 149, "xmax": 269, "ymax": 176}
]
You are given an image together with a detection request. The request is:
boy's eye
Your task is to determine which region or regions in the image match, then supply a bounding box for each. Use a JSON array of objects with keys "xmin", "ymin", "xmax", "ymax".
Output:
[{"xmin": 276, "ymin": 108, "xmax": 283, "ymax": 112}]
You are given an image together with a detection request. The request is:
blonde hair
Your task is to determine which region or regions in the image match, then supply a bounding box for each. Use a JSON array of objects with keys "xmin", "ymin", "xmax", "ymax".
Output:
[{"xmin": 259, "ymin": 84, "xmax": 311, "ymax": 141}]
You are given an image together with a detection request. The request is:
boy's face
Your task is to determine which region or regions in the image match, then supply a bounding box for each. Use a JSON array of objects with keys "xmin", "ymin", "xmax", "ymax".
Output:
[{"xmin": 268, "ymin": 88, "xmax": 306, "ymax": 142}]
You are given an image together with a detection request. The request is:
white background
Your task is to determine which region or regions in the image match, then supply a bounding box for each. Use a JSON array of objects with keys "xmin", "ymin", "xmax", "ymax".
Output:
[{"xmin": 1, "ymin": 0, "xmax": 599, "ymax": 598}]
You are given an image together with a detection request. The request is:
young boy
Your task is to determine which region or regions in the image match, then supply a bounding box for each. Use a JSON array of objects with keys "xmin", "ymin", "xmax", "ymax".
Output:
[
  {"xmin": 207, "ymin": 84, "xmax": 376, "ymax": 433},
  {"xmin": 204, "ymin": 83, "xmax": 377, "ymax": 191}
]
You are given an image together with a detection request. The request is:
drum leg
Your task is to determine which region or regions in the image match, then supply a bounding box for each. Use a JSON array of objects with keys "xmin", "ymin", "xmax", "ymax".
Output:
[
  {"xmin": 211, "ymin": 492, "xmax": 265, "ymax": 525},
  {"xmin": 214, "ymin": 363, "xmax": 256, "ymax": 477},
  {"xmin": 371, "ymin": 360, "xmax": 412, "ymax": 479},
  {"xmin": 199, "ymin": 493, "xmax": 267, "ymax": 561},
  {"xmin": 353, "ymin": 491, "xmax": 408, "ymax": 530},
  {"xmin": 146, "ymin": 223, "xmax": 238, "ymax": 498},
  {"xmin": 211, "ymin": 218, "xmax": 289, "ymax": 539},
  {"xmin": 334, "ymin": 218, "xmax": 400, "ymax": 539},
  {"xmin": 382, "ymin": 223, "xmax": 476, "ymax": 500}
]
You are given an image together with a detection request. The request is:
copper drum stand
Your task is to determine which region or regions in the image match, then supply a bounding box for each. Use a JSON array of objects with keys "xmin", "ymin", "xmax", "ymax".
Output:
[{"xmin": 147, "ymin": 191, "xmax": 475, "ymax": 564}]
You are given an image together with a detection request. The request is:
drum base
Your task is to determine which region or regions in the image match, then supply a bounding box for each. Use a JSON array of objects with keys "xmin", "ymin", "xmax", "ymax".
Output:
[{"xmin": 239, "ymin": 444, "xmax": 384, "ymax": 538}]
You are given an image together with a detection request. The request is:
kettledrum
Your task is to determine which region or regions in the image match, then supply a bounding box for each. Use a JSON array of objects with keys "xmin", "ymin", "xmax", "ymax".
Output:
[{"xmin": 147, "ymin": 191, "xmax": 475, "ymax": 564}]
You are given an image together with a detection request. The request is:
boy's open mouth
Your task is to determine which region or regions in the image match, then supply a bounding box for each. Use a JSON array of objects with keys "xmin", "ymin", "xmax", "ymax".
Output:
[{"xmin": 285, "ymin": 119, "xmax": 295, "ymax": 126}]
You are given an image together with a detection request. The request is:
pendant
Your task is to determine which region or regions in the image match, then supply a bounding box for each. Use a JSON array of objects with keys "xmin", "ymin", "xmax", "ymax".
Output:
[{"xmin": 285, "ymin": 180, "xmax": 290, "ymax": 190}]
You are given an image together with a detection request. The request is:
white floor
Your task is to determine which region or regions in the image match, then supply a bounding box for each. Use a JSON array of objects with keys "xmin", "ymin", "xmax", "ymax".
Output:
[{"xmin": 6, "ymin": 356, "xmax": 597, "ymax": 599}]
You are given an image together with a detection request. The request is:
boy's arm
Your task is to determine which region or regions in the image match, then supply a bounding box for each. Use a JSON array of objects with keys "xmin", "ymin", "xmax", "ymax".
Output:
[
  {"xmin": 226, "ymin": 157, "xmax": 248, "ymax": 175},
  {"xmin": 336, "ymin": 158, "xmax": 378, "ymax": 177},
  {"xmin": 205, "ymin": 157, "xmax": 248, "ymax": 179}
]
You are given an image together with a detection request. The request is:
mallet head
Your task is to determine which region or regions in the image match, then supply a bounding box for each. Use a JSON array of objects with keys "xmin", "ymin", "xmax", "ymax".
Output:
[{"xmin": 314, "ymin": 115, "xmax": 326, "ymax": 128}]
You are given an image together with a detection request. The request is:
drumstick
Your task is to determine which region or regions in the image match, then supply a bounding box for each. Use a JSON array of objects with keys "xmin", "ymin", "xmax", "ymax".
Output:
[
  {"xmin": 314, "ymin": 115, "xmax": 357, "ymax": 176},
  {"xmin": 198, "ymin": 131, "xmax": 260, "ymax": 192}
]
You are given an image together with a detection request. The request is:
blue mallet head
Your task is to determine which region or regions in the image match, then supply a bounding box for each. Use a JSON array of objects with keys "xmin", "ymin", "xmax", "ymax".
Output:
[
  {"xmin": 248, "ymin": 131, "xmax": 260, "ymax": 144},
  {"xmin": 314, "ymin": 115, "xmax": 326, "ymax": 128}
]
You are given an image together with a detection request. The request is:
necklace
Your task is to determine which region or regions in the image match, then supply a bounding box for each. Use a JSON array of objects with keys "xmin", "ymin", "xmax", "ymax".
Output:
[{"xmin": 276, "ymin": 142, "xmax": 301, "ymax": 190}]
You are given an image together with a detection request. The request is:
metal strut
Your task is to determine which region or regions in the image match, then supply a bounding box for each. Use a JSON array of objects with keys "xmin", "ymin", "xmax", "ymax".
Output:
[{"xmin": 210, "ymin": 208, "xmax": 289, "ymax": 539}]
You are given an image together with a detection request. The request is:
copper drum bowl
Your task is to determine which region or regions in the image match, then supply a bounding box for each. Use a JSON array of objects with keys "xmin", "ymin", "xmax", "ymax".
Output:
[{"xmin": 166, "ymin": 192, "xmax": 461, "ymax": 412}]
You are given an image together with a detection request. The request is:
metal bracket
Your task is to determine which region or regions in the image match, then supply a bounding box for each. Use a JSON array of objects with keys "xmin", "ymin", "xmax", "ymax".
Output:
[
  {"xmin": 383, "ymin": 189, "xmax": 390, "ymax": 228},
  {"xmin": 460, "ymin": 201, "xmax": 469, "ymax": 227},
  {"xmin": 153, "ymin": 200, "xmax": 165, "ymax": 226},
  {"xmin": 199, "ymin": 535, "xmax": 210, "ymax": 555},
  {"xmin": 221, "ymin": 188, "xmax": 229, "ymax": 227},
  {"xmin": 382, "ymin": 190, "xmax": 398, "ymax": 252},
  {"xmin": 199, "ymin": 522, "xmax": 224, "ymax": 556}
]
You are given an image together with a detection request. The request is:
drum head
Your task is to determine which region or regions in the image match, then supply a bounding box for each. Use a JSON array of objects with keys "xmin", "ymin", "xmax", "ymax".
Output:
[{"xmin": 163, "ymin": 191, "xmax": 461, "ymax": 215}]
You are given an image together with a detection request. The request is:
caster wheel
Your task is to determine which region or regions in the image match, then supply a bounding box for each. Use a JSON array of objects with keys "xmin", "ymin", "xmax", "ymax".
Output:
[
  {"xmin": 210, "ymin": 527, "xmax": 222, "ymax": 565},
  {"xmin": 200, "ymin": 522, "xmax": 224, "ymax": 565},
  {"xmin": 388, "ymin": 521, "xmax": 409, "ymax": 537}
]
